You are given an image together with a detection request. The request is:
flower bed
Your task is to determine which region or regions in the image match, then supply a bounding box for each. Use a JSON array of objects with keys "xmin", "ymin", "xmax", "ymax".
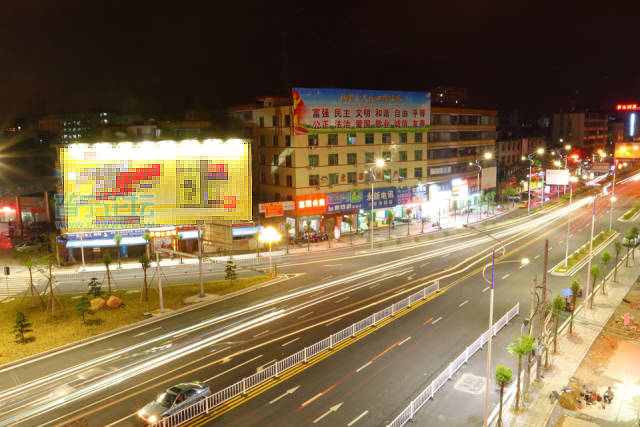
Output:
[
  {"xmin": 554, "ymin": 230, "xmax": 615, "ymax": 273},
  {"xmin": 623, "ymin": 204, "xmax": 640, "ymax": 220}
]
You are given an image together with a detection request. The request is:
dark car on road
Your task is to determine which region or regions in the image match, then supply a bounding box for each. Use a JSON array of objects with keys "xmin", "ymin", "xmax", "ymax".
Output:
[{"xmin": 138, "ymin": 382, "xmax": 211, "ymax": 424}]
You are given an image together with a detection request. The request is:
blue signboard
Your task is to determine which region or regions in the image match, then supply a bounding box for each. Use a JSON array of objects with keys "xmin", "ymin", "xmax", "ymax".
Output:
[
  {"xmin": 362, "ymin": 187, "xmax": 396, "ymax": 210},
  {"xmin": 326, "ymin": 191, "xmax": 363, "ymax": 213},
  {"xmin": 396, "ymin": 188, "xmax": 412, "ymax": 205}
]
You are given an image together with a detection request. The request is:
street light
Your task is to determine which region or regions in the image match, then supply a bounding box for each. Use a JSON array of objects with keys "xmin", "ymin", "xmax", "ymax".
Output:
[
  {"xmin": 258, "ymin": 226, "xmax": 282, "ymax": 277},
  {"xmin": 366, "ymin": 159, "xmax": 385, "ymax": 251},
  {"xmin": 524, "ymin": 148, "xmax": 545, "ymax": 214},
  {"xmin": 470, "ymin": 152, "xmax": 492, "ymax": 223},
  {"xmin": 564, "ymin": 176, "xmax": 579, "ymax": 267}
]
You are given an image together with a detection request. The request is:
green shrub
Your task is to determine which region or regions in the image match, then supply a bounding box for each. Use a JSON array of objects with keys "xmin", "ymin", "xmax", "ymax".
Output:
[
  {"xmin": 443, "ymin": 231, "xmax": 450, "ymax": 236},
  {"xmin": 428, "ymin": 234, "xmax": 434, "ymax": 239},
  {"xmin": 396, "ymin": 239, "xmax": 401, "ymax": 245},
  {"xmin": 414, "ymin": 237, "xmax": 420, "ymax": 242}
]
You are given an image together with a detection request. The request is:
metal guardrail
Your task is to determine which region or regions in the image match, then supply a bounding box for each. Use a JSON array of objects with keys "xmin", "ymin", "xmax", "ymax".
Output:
[
  {"xmin": 151, "ymin": 281, "xmax": 441, "ymax": 427},
  {"xmin": 387, "ymin": 302, "xmax": 520, "ymax": 427}
]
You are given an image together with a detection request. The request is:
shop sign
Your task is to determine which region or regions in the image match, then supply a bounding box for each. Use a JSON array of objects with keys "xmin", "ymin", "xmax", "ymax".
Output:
[
  {"xmin": 232, "ymin": 225, "xmax": 263, "ymax": 237},
  {"xmin": 362, "ymin": 187, "xmax": 396, "ymax": 209},
  {"xmin": 396, "ymin": 188, "xmax": 412, "ymax": 205},
  {"xmin": 451, "ymin": 178, "xmax": 469, "ymax": 198},
  {"xmin": 296, "ymin": 194, "xmax": 327, "ymax": 216},
  {"xmin": 429, "ymin": 166, "xmax": 452, "ymax": 176},
  {"xmin": 411, "ymin": 185, "xmax": 427, "ymax": 203},
  {"xmin": 258, "ymin": 201, "xmax": 295, "ymax": 218},
  {"xmin": 66, "ymin": 228, "xmax": 147, "ymax": 241},
  {"xmin": 327, "ymin": 191, "xmax": 363, "ymax": 213}
]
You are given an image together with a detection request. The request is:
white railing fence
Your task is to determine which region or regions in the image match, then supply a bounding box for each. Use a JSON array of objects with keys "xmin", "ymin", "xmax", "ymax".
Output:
[
  {"xmin": 153, "ymin": 281, "xmax": 441, "ymax": 426},
  {"xmin": 387, "ymin": 302, "xmax": 520, "ymax": 427}
]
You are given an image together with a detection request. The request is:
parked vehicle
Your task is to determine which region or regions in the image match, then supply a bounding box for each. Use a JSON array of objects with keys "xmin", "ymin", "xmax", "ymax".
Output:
[{"xmin": 138, "ymin": 382, "xmax": 211, "ymax": 424}]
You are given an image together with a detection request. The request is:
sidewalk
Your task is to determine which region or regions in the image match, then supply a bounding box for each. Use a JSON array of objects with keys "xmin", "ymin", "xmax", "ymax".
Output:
[{"xmin": 496, "ymin": 254, "xmax": 640, "ymax": 427}]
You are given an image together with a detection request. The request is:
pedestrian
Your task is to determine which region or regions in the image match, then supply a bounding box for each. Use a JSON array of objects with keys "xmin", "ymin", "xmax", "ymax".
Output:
[{"xmin": 604, "ymin": 386, "xmax": 614, "ymax": 404}]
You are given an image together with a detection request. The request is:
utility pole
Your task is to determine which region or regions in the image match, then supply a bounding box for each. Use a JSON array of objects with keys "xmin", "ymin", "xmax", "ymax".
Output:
[
  {"xmin": 155, "ymin": 241, "xmax": 164, "ymax": 313},
  {"xmin": 198, "ymin": 224, "xmax": 204, "ymax": 298},
  {"xmin": 529, "ymin": 274, "xmax": 538, "ymax": 335},
  {"xmin": 585, "ymin": 196, "xmax": 597, "ymax": 313}
]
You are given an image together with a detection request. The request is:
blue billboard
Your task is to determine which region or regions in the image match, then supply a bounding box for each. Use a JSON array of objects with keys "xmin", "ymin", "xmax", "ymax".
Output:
[{"xmin": 362, "ymin": 187, "xmax": 396, "ymax": 210}]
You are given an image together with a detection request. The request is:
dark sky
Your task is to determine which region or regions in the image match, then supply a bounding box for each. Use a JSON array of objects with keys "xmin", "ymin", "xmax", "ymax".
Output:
[{"xmin": 2, "ymin": 0, "xmax": 639, "ymax": 123}]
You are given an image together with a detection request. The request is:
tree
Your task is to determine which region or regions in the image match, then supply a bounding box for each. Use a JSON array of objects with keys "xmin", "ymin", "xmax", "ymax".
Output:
[
  {"xmin": 589, "ymin": 264, "xmax": 600, "ymax": 308},
  {"xmin": 176, "ymin": 234, "xmax": 183, "ymax": 264},
  {"xmin": 614, "ymin": 241, "xmax": 622, "ymax": 282},
  {"xmin": 387, "ymin": 210, "xmax": 395, "ymax": 240},
  {"xmin": 13, "ymin": 246, "xmax": 42, "ymax": 309},
  {"xmin": 569, "ymin": 278, "xmax": 580, "ymax": 335},
  {"xmin": 13, "ymin": 311, "xmax": 33, "ymax": 344},
  {"xmin": 466, "ymin": 199, "xmax": 472, "ymax": 223},
  {"xmin": 225, "ymin": 259, "xmax": 237, "ymax": 284},
  {"xmin": 139, "ymin": 254, "xmax": 151, "ymax": 302},
  {"xmin": 87, "ymin": 277, "xmax": 103, "ymax": 298},
  {"xmin": 487, "ymin": 191, "xmax": 497, "ymax": 215},
  {"xmin": 507, "ymin": 334, "xmax": 535, "ymax": 411},
  {"xmin": 495, "ymin": 365, "xmax": 513, "ymax": 427},
  {"xmin": 405, "ymin": 208, "xmax": 413, "ymax": 235},
  {"xmin": 623, "ymin": 235, "xmax": 634, "ymax": 267},
  {"xmin": 341, "ymin": 216, "xmax": 353, "ymax": 245},
  {"xmin": 102, "ymin": 251, "xmax": 113, "ymax": 296},
  {"xmin": 451, "ymin": 200, "xmax": 458, "ymax": 221},
  {"xmin": 75, "ymin": 296, "xmax": 95, "ymax": 324},
  {"xmin": 113, "ymin": 234, "xmax": 122, "ymax": 268},
  {"xmin": 37, "ymin": 234, "xmax": 58, "ymax": 318},
  {"xmin": 632, "ymin": 227, "xmax": 640, "ymax": 260},
  {"xmin": 284, "ymin": 222, "xmax": 293, "ymax": 252},
  {"xmin": 143, "ymin": 232, "xmax": 152, "ymax": 258},
  {"xmin": 552, "ymin": 295, "xmax": 565, "ymax": 354},
  {"xmin": 326, "ymin": 217, "xmax": 335, "ymax": 248},
  {"xmin": 600, "ymin": 251, "xmax": 612, "ymax": 295}
]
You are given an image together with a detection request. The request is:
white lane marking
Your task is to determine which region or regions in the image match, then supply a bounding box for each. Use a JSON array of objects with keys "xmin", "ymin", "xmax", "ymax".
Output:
[
  {"xmin": 407, "ymin": 274, "xmax": 416, "ymax": 280},
  {"xmin": 302, "ymin": 392, "xmax": 323, "ymax": 407},
  {"xmin": 393, "ymin": 288, "xmax": 406, "ymax": 295},
  {"xmin": 520, "ymin": 263, "xmax": 527, "ymax": 269},
  {"xmin": 253, "ymin": 329, "xmax": 270, "ymax": 338},
  {"xmin": 335, "ymin": 296, "xmax": 350, "ymax": 304},
  {"xmin": 441, "ymin": 254, "xmax": 448, "ymax": 258},
  {"xmin": 325, "ymin": 318, "xmax": 342, "ymax": 327},
  {"xmin": 257, "ymin": 359, "xmax": 277, "ymax": 372},
  {"xmin": 205, "ymin": 354, "xmax": 263, "ymax": 382},
  {"xmin": 323, "ymin": 264, "xmax": 341, "ymax": 267},
  {"xmin": 459, "ymin": 300, "xmax": 469, "ymax": 307},
  {"xmin": 356, "ymin": 361, "xmax": 372, "ymax": 373},
  {"xmin": 269, "ymin": 385, "xmax": 300, "ymax": 404},
  {"xmin": 432, "ymin": 316, "xmax": 443, "ymax": 324},
  {"xmin": 397, "ymin": 336, "xmax": 412, "ymax": 346},
  {"xmin": 534, "ymin": 254, "xmax": 540, "ymax": 259},
  {"xmin": 421, "ymin": 262, "xmax": 430, "ymax": 267},
  {"xmin": 133, "ymin": 326, "xmax": 162, "ymax": 337},
  {"xmin": 281, "ymin": 337, "xmax": 300, "ymax": 347},
  {"xmin": 482, "ymin": 286, "xmax": 490, "ymax": 293},
  {"xmin": 104, "ymin": 413, "xmax": 135, "ymax": 427},
  {"xmin": 297, "ymin": 312, "xmax": 314, "ymax": 320},
  {"xmin": 348, "ymin": 410, "xmax": 369, "ymax": 426},
  {"xmin": 501, "ymin": 274, "xmax": 510, "ymax": 280},
  {"xmin": 314, "ymin": 402, "xmax": 343, "ymax": 423},
  {"xmin": 211, "ymin": 345, "xmax": 230, "ymax": 353},
  {"xmin": 369, "ymin": 281, "xmax": 383, "ymax": 289}
]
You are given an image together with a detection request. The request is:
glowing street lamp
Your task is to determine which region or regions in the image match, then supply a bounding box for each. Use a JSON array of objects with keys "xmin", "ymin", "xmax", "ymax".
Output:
[
  {"xmin": 524, "ymin": 148, "xmax": 545, "ymax": 214},
  {"xmin": 470, "ymin": 153, "xmax": 493, "ymax": 222},
  {"xmin": 366, "ymin": 159, "xmax": 385, "ymax": 251},
  {"xmin": 258, "ymin": 226, "xmax": 282, "ymax": 277}
]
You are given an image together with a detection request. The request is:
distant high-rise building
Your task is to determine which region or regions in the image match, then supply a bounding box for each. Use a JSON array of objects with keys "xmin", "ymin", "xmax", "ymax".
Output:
[{"xmin": 551, "ymin": 112, "xmax": 608, "ymax": 151}]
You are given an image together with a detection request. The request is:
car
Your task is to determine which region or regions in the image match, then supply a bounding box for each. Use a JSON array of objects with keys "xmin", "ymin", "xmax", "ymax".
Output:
[{"xmin": 138, "ymin": 382, "xmax": 211, "ymax": 425}]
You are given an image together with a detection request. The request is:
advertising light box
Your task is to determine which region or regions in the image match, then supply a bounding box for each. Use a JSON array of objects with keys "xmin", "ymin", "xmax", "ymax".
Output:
[
  {"xmin": 292, "ymin": 88, "xmax": 430, "ymax": 135},
  {"xmin": 545, "ymin": 169, "xmax": 570, "ymax": 186},
  {"xmin": 59, "ymin": 140, "xmax": 252, "ymax": 231}
]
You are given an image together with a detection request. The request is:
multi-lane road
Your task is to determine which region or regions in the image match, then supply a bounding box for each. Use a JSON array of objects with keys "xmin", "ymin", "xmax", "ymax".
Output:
[{"xmin": 0, "ymin": 171, "xmax": 638, "ymax": 427}]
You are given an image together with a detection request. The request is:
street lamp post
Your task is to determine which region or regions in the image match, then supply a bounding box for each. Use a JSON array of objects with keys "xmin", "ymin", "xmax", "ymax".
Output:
[
  {"xmin": 258, "ymin": 226, "xmax": 282, "ymax": 277},
  {"xmin": 609, "ymin": 160, "xmax": 617, "ymax": 231},
  {"xmin": 585, "ymin": 196, "xmax": 597, "ymax": 314},
  {"xmin": 564, "ymin": 176, "xmax": 578, "ymax": 267},
  {"xmin": 368, "ymin": 159, "xmax": 385, "ymax": 251},
  {"xmin": 524, "ymin": 148, "xmax": 545, "ymax": 214},
  {"xmin": 469, "ymin": 152, "xmax": 492, "ymax": 224}
]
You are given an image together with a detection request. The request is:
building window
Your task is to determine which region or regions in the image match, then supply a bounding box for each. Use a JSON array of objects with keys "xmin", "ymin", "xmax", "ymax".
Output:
[
  {"xmin": 308, "ymin": 135, "xmax": 319, "ymax": 146},
  {"xmin": 347, "ymin": 153, "xmax": 357, "ymax": 164},
  {"xmin": 286, "ymin": 175, "xmax": 293, "ymax": 187},
  {"xmin": 399, "ymin": 168, "xmax": 407, "ymax": 179},
  {"xmin": 328, "ymin": 153, "xmax": 339, "ymax": 165},
  {"xmin": 285, "ymin": 155, "xmax": 292, "ymax": 167},
  {"xmin": 260, "ymin": 153, "xmax": 265, "ymax": 165},
  {"xmin": 414, "ymin": 167, "xmax": 423, "ymax": 178},
  {"xmin": 365, "ymin": 133, "xmax": 374, "ymax": 144},
  {"xmin": 259, "ymin": 135, "xmax": 265, "ymax": 147},
  {"xmin": 382, "ymin": 151, "xmax": 391, "ymax": 161},
  {"xmin": 347, "ymin": 172, "xmax": 357, "ymax": 183},
  {"xmin": 274, "ymin": 173, "xmax": 280, "ymax": 185},
  {"xmin": 273, "ymin": 154, "xmax": 279, "ymax": 166},
  {"xmin": 329, "ymin": 173, "xmax": 339, "ymax": 185},
  {"xmin": 414, "ymin": 132, "xmax": 423, "ymax": 143},
  {"xmin": 284, "ymin": 114, "xmax": 291, "ymax": 127},
  {"xmin": 399, "ymin": 133, "xmax": 407, "ymax": 143},
  {"xmin": 272, "ymin": 115, "xmax": 278, "ymax": 127},
  {"xmin": 347, "ymin": 133, "xmax": 357, "ymax": 145},
  {"xmin": 308, "ymin": 154, "xmax": 319, "ymax": 166},
  {"xmin": 365, "ymin": 152, "xmax": 374, "ymax": 163},
  {"xmin": 382, "ymin": 133, "xmax": 391, "ymax": 144},
  {"xmin": 275, "ymin": 193, "xmax": 281, "ymax": 201},
  {"xmin": 285, "ymin": 135, "xmax": 291, "ymax": 146},
  {"xmin": 273, "ymin": 135, "xmax": 278, "ymax": 146},
  {"xmin": 383, "ymin": 169, "xmax": 392, "ymax": 180},
  {"xmin": 414, "ymin": 150, "xmax": 423, "ymax": 161},
  {"xmin": 259, "ymin": 117, "xmax": 264, "ymax": 128},
  {"xmin": 328, "ymin": 134, "xmax": 338, "ymax": 145},
  {"xmin": 399, "ymin": 151, "xmax": 408, "ymax": 161},
  {"xmin": 261, "ymin": 171, "xmax": 266, "ymax": 183},
  {"xmin": 309, "ymin": 174, "xmax": 319, "ymax": 186}
]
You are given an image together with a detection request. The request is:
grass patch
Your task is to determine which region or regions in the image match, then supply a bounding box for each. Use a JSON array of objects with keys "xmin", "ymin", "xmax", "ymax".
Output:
[
  {"xmin": 414, "ymin": 237, "xmax": 420, "ymax": 242},
  {"xmin": 0, "ymin": 275, "xmax": 269, "ymax": 365},
  {"xmin": 623, "ymin": 204, "xmax": 640, "ymax": 220},
  {"xmin": 554, "ymin": 230, "xmax": 615, "ymax": 273},
  {"xmin": 443, "ymin": 231, "xmax": 450, "ymax": 236},
  {"xmin": 396, "ymin": 239, "xmax": 402, "ymax": 245},
  {"xmin": 428, "ymin": 234, "xmax": 434, "ymax": 239}
]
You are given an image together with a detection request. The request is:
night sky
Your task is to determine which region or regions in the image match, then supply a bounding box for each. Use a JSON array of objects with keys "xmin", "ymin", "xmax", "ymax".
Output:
[{"xmin": 2, "ymin": 0, "xmax": 639, "ymax": 123}]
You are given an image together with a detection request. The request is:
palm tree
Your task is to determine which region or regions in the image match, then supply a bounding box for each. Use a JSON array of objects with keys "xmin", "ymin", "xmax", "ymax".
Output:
[
  {"xmin": 552, "ymin": 295, "xmax": 565, "ymax": 354},
  {"xmin": 495, "ymin": 365, "xmax": 513, "ymax": 427},
  {"xmin": 139, "ymin": 254, "xmax": 150, "ymax": 302},
  {"xmin": 284, "ymin": 222, "xmax": 293, "ymax": 253},
  {"xmin": 623, "ymin": 235, "xmax": 633, "ymax": 267},
  {"xmin": 113, "ymin": 234, "xmax": 122, "ymax": 269},
  {"xmin": 13, "ymin": 246, "xmax": 43, "ymax": 309},
  {"xmin": 143, "ymin": 232, "xmax": 151, "ymax": 259},
  {"xmin": 569, "ymin": 278, "xmax": 580, "ymax": 335},
  {"xmin": 326, "ymin": 217, "xmax": 335, "ymax": 248},
  {"xmin": 102, "ymin": 251, "xmax": 113, "ymax": 296},
  {"xmin": 600, "ymin": 251, "xmax": 612, "ymax": 295},
  {"xmin": 614, "ymin": 241, "xmax": 622, "ymax": 282},
  {"xmin": 387, "ymin": 210, "xmax": 395, "ymax": 240},
  {"xmin": 341, "ymin": 216, "xmax": 353, "ymax": 245},
  {"xmin": 589, "ymin": 264, "xmax": 600, "ymax": 308},
  {"xmin": 507, "ymin": 334, "xmax": 535, "ymax": 411}
]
